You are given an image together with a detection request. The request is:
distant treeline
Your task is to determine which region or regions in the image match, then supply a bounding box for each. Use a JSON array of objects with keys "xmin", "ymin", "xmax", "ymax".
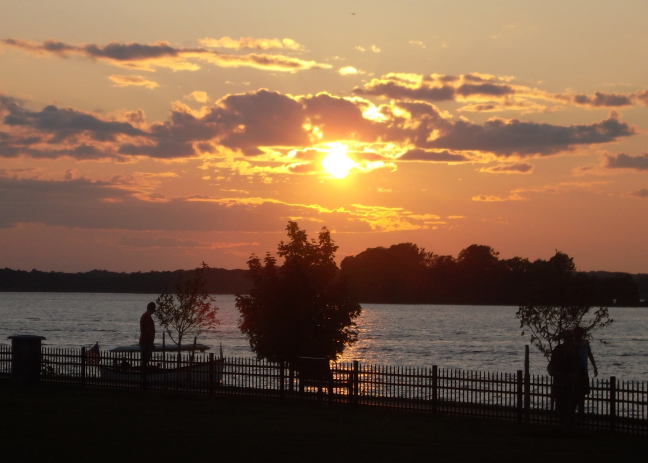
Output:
[
  {"xmin": 340, "ymin": 243, "xmax": 648, "ymax": 306},
  {"xmin": 0, "ymin": 267, "xmax": 250, "ymax": 295},
  {"xmin": 2, "ymin": 243, "xmax": 647, "ymax": 306}
]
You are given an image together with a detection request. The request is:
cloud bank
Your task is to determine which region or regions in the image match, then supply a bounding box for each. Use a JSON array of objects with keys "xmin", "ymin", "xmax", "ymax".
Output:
[{"xmin": 1, "ymin": 38, "xmax": 329, "ymax": 73}]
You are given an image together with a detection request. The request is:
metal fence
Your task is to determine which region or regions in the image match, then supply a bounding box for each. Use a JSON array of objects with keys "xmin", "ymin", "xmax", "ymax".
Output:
[{"xmin": 0, "ymin": 344, "xmax": 646, "ymax": 434}]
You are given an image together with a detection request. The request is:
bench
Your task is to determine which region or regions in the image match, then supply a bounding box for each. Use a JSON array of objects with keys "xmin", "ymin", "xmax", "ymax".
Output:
[{"xmin": 296, "ymin": 357, "xmax": 351, "ymax": 401}]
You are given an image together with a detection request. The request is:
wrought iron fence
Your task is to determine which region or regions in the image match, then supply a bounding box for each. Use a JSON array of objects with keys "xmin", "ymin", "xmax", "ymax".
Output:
[{"xmin": 1, "ymin": 345, "xmax": 646, "ymax": 435}]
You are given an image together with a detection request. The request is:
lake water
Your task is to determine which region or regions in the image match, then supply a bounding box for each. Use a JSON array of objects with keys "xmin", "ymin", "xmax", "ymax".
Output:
[{"xmin": 1, "ymin": 292, "xmax": 647, "ymax": 380}]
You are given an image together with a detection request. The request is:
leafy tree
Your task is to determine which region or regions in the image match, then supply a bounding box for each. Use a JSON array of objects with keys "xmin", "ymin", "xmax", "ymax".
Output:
[
  {"xmin": 340, "ymin": 243, "xmax": 433, "ymax": 303},
  {"xmin": 155, "ymin": 262, "xmax": 219, "ymax": 366},
  {"xmin": 516, "ymin": 304, "xmax": 613, "ymax": 359},
  {"xmin": 236, "ymin": 221, "xmax": 362, "ymax": 364},
  {"xmin": 455, "ymin": 244, "xmax": 503, "ymax": 304},
  {"xmin": 517, "ymin": 251, "xmax": 614, "ymax": 359}
]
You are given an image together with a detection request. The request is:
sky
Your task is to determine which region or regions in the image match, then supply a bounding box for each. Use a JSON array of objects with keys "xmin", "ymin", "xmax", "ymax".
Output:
[{"xmin": 1, "ymin": 0, "xmax": 647, "ymax": 274}]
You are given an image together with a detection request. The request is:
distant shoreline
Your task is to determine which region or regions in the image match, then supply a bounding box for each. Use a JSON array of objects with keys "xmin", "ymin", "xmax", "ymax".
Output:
[{"xmin": 1, "ymin": 266, "xmax": 647, "ymax": 306}]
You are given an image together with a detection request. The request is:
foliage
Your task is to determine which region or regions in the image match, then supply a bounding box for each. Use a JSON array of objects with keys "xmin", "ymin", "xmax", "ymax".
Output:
[
  {"xmin": 236, "ymin": 221, "xmax": 362, "ymax": 364},
  {"xmin": 155, "ymin": 262, "xmax": 219, "ymax": 362},
  {"xmin": 339, "ymin": 242, "xmax": 434, "ymax": 303},
  {"xmin": 340, "ymin": 246, "xmax": 642, "ymax": 306},
  {"xmin": 516, "ymin": 304, "xmax": 613, "ymax": 359}
]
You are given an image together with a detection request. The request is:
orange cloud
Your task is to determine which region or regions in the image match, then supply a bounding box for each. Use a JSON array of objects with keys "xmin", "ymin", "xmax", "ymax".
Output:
[
  {"xmin": 185, "ymin": 91, "xmax": 209, "ymax": 103},
  {"xmin": 472, "ymin": 193, "xmax": 528, "ymax": 202},
  {"xmin": 199, "ymin": 36, "xmax": 304, "ymax": 51},
  {"xmin": 108, "ymin": 75, "xmax": 159, "ymax": 89}
]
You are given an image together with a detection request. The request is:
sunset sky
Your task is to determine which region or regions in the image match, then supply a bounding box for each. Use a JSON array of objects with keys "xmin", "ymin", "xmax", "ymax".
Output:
[{"xmin": 1, "ymin": 0, "xmax": 647, "ymax": 274}]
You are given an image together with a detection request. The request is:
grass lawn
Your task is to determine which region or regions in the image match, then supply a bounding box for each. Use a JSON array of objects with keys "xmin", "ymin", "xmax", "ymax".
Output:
[{"xmin": 0, "ymin": 382, "xmax": 646, "ymax": 462}]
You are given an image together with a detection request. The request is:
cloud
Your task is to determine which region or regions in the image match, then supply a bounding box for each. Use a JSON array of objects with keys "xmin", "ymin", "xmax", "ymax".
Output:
[
  {"xmin": 409, "ymin": 41, "xmax": 426, "ymax": 48},
  {"xmin": 348, "ymin": 204, "xmax": 438, "ymax": 231},
  {"xmin": 0, "ymin": 175, "xmax": 444, "ymax": 233},
  {"xmin": 479, "ymin": 162, "xmax": 533, "ymax": 174},
  {"xmin": 1, "ymin": 38, "xmax": 329, "ymax": 73},
  {"xmin": 472, "ymin": 193, "xmax": 528, "ymax": 201},
  {"xmin": 605, "ymin": 153, "xmax": 648, "ymax": 171},
  {"xmin": 116, "ymin": 235, "xmax": 211, "ymax": 248},
  {"xmin": 1, "ymin": 88, "xmax": 634, "ymax": 163},
  {"xmin": 352, "ymin": 73, "xmax": 519, "ymax": 103},
  {"xmin": 398, "ymin": 149, "xmax": 472, "ymax": 163},
  {"xmin": 628, "ymin": 188, "xmax": 648, "ymax": 199},
  {"xmin": 353, "ymin": 72, "xmax": 648, "ymax": 110},
  {"xmin": 185, "ymin": 91, "xmax": 209, "ymax": 103},
  {"xmin": 637, "ymin": 90, "xmax": 648, "ymax": 105},
  {"xmin": 425, "ymin": 113, "xmax": 634, "ymax": 157},
  {"xmin": 199, "ymin": 37, "xmax": 303, "ymax": 51},
  {"xmin": 0, "ymin": 95, "xmax": 149, "ymax": 160},
  {"xmin": 339, "ymin": 66, "xmax": 362, "ymax": 76},
  {"xmin": 108, "ymin": 75, "xmax": 159, "ymax": 89},
  {"xmin": 559, "ymin": 91, "xmax": 634, "ymax": 107}
]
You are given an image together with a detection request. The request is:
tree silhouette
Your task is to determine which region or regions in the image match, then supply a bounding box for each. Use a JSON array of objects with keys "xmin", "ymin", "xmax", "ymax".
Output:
[
  {"xmin": 155, "ymin": 262, "xmax": 219, "ymax": 366},
  {"xmin": 516, "ymin": 304, "xmax": 613, "ymax": 359},
  {"xmin": 236, "ymin": 222, "xmax": 362, "ymax": 363},
  {"xmin": 516, "ymin": 252, "xmax": 614, "ymax": 358},
  {"xmin": 340, "ymin": 242, "xmax": 433, "ymax": 303}
]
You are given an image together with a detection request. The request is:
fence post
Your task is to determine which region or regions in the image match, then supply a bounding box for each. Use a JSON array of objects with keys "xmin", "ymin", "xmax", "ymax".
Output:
[
  {"xmin": 516, "ymin": 370, "xmax": 523, "ymax": 422},
  {"xmin": 524, "ymin": 345, "xmax": 530, "ymax": 424},
  {"xmin": 352, "ymin": 360, "xmax": 359, "ymax": 406},
  {"xmin": 209, "ymin": 353, "xmax": 214, "ymax": 397},
  {"xmin": 279, "ymin": 361, "xmax": 285, "ymax": 400},
  {"xmin": 81, "ymin": 347, "xmax": 86, "ymax": 387},
  {"xmin": 610, "ymin": 376, "xmax": 617, "ymax": 432},
  {"xmin": 431, "ymin": 365, "xmax": 438, "ymax": 414},
  {"xmin": 8, "ymin": 335, "xmax": 46, "ymax": 386}
]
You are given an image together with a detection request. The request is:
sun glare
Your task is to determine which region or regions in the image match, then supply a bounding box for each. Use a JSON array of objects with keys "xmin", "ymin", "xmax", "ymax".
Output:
[{"xmin": 321, "ymin": 143, "xmax": 356, "ymax": 179}]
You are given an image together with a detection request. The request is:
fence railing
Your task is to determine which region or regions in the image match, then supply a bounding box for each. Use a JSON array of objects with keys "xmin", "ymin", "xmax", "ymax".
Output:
[{"xmin": 0, "ymin": 345, "xmax": 646, "ymax": 435}]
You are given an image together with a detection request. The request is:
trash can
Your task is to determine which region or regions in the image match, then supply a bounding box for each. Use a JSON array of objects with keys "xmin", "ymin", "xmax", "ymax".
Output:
[{"xmin": 8, "ymin": 335, "xmax": 46, "ymax": 385}]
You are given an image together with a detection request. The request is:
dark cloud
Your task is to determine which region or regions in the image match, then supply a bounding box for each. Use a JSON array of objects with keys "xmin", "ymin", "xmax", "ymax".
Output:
[
  {"xmin": 456, "ymin": 83, "xmax": 515, "ymax": 97},
  {"xmin": 0, "ymin": 175, "xmax": 375, "ymax": 232},
  {"xmin": 605, "ymin": 153, "xmax": 648, "ymax": 170},
  {"xmin": 1, "ymin": 88, "xmax": 636, "ymax": 162},
  {"xmin": 1, "ymin": 38, "xmax": 330, "ymax": 73},
  {"xmin": 4, "ymin": 105, "xmax": 147, "ymax": 142},
  {"xmin": 353, "ymin": 73, "xmax": 648, "ymax": 111},
  {"xmin": 0, "ymin": 176, "xmax": 286, "ymax": 231},
  {"xmin": 636, "ymin": 90, "xmax": 648, "ymax": 105},
  {"xmin": 568, "ymin": 91, "xmax": 634, "ymax": 107},
  {"xmin": 83, "ymin": 41, "xmax": 182, "ymax": 61},
  {"xmin": 353, "ymin": 81, "xmax": 456, "ymax": 102},
  {"xmin": 302, "ymin": 93, "xmax": 381, "ymax": 142},
  {"xmin": 0, "ymin": 95, "xmax": 144, "ymax": 159},
  {"xmin": 480, "ymin": 162, "xmax": 534, "ymax": 174},
  {"xmin": 287, "ymin": 163, "xmax": 318, "ymax": 174},
  {"xmin": 116, "ymin": 236, "xmax": 209, "ymax": 248},
  {"xmin": 629, "ymin": 188, "xmax": 648, "ymax": 199},
  {"xmin": 424, "ymin": 114, "xmax": 634, "ymax": 157},
  {"xmin": 352, "ymin": 73, "xmax": 516, "ymax": 103},
  {"xmin": 398, "ymin": 149, "xmax": 472, "ymax": 163}
]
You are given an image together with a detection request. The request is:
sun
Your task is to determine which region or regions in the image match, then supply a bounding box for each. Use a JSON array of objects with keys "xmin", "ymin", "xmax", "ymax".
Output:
[{"xmin": 321, "ymin": 143, "xmax": 356, "ymax": 179}]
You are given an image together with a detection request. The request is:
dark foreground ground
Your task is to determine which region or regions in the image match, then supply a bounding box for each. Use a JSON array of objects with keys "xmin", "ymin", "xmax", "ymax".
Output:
[{"xmin": 0, "ymin": 383, "xmax": 646, "ymax": 463}]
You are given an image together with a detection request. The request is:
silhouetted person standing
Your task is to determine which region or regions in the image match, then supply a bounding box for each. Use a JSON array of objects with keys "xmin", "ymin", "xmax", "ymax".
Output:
[
  {"xmin": 139, "ymin": 302, "xmax": 156, "ymax": 370},
  {"xmin": 548, "ymin": 331, "xmax": 576, "ymax": 423},
  {"xmin": 572, "ymin": 326, "xmax": 598, "ymax": 413}
]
